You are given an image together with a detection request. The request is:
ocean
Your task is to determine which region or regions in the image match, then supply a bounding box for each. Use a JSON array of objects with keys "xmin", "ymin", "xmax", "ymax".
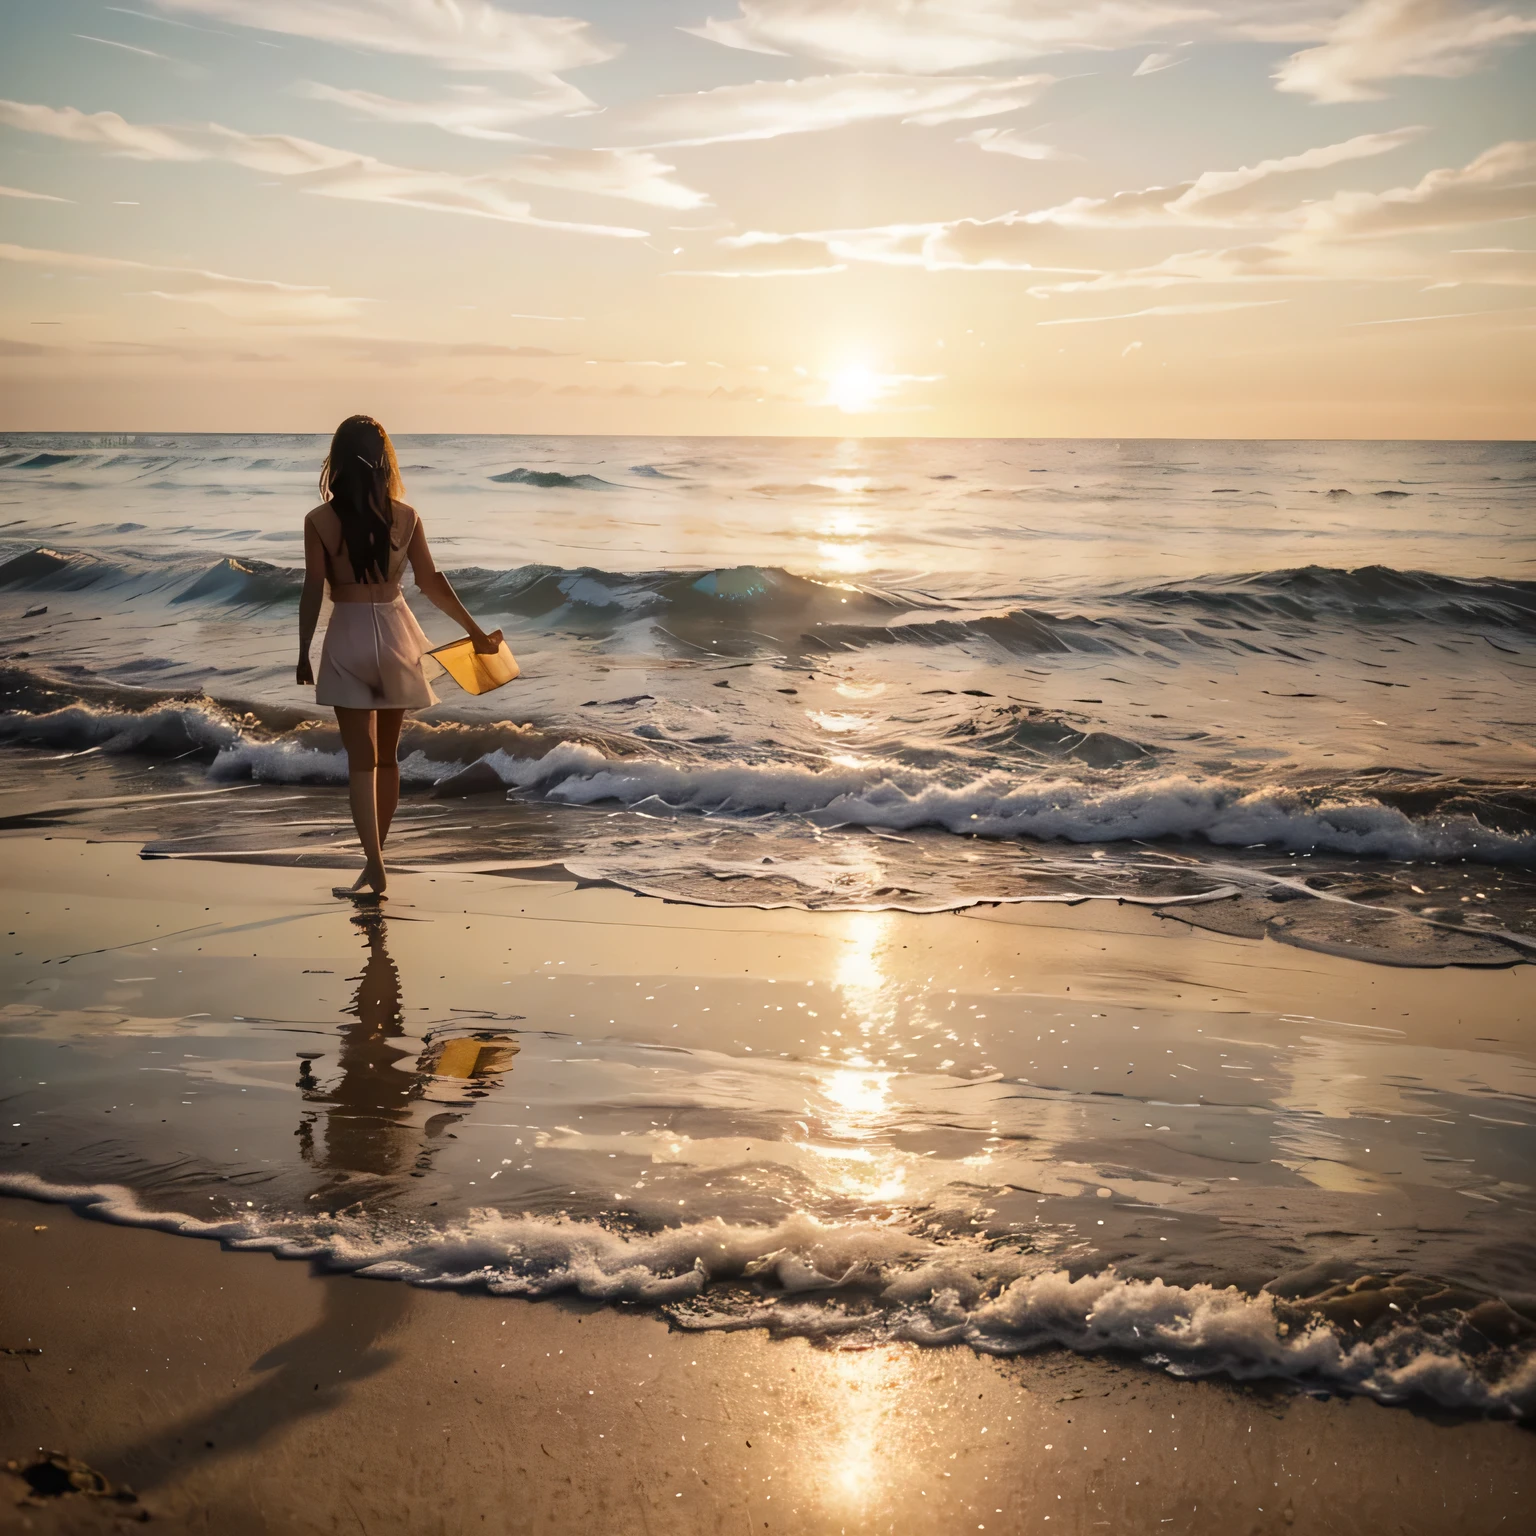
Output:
[{"xmin": 1, "ymin": 432, "xmax": 1533, "ymax": 1416}]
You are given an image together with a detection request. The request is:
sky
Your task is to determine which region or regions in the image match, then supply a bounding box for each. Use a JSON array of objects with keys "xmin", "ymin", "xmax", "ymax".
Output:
[{"xmin": 0, "ymin": 0, "xmax": 1532, "ymax": 437}]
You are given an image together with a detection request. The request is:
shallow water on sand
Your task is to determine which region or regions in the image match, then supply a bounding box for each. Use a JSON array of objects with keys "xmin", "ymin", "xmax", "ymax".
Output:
[{"xmin": 0, "ymin": 834, "xmax": 1532, "ymax": 1417}]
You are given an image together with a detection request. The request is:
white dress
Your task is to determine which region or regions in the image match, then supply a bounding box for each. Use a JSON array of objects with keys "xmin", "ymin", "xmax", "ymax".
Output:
[{"xmin": 311, "ymin": 503, "xmax": 438, "ymax": 711}]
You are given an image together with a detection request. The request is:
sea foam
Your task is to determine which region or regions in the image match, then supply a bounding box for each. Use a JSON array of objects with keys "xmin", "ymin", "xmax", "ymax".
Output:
[
  {"xmin": 3, "ymin": 1172, "xmax": 1530, "ymax": 1416},
  {"xmin": 3, "ymin": 693, "xmax": 1532, "ymax": 867}
]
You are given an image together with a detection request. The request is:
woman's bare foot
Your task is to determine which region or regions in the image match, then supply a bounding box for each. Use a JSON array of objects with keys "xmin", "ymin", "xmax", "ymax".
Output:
[{"xmin": 333, "ymin": 862, "xmax": 387, "ymax": 900}]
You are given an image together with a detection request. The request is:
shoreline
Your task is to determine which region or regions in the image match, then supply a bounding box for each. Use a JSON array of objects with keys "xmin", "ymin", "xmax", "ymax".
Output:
[{"xmin": 4, "ymin": 1196, "xmax": 1534, "ymax": 1535}]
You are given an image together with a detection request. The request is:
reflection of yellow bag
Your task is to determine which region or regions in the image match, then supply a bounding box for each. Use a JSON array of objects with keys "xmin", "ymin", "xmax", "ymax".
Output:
[{"xmin": 425, "ymin": 637, "xmax": 520, "ymax": 696}]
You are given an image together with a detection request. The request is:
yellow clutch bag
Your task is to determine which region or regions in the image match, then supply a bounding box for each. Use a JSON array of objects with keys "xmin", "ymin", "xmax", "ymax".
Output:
[{"xmin": 425, "ymin": 637, "xmax": 520, "ymax": 696}]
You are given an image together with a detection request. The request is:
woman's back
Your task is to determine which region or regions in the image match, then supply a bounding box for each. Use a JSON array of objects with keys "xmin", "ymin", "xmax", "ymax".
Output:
[{"xmin": 307, "ymin": 499, "xmax": 416, "ymax": 591}]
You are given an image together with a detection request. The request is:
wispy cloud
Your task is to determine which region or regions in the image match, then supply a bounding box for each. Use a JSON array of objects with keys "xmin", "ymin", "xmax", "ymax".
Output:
[
  {"xmin": 500, "ymin": 148, "xmax": 708, "ymax": 209},
  {"xmin": 680, "ymin": 134, "xmax": 1536, "ymax": 291},
  {"xmin": 1275, "ymin": 0, "xmax": 1536, "ymax": 102},
  {"xmin": 1351, "ymin": 303, "xmax": 1533, "ymax": 324},
  {"xmin": 146, "ymin": 286, "xmax": 365, "ymax": 322},
  {"xmin": 1435, "ymin": 246, "xmax": 1536, "ymax": 285},
  {"xmin": 680, "ymin": 15, "xmax": 788, "ymax": 57},
  {"xmin": 626, "ymin": 72, "xmax": 1053, "ymax": 147},
  {"xmin": 1295, "ymin": 139, "xmax": 1536, "ymax": 238},
  {"xmin": 2, "ymin": 334, "xmax": 300, "ymax": 362},
  {"xmin": 689, "ymin": 1, "xmax": 1536, "ymax": 101},
  {"xmin": 444, "ymin": 375, "xmax": 548, "ymax": 396},
  {"xmin": 0, "ymin": 100, "xmax": 203, "ymax": 160},
  {"xmin": 553, "ymin": 378, "xmax": 804, "ymax": 403},
  {"xmin": 1034, "ymin": 127, "xmax": 1425, "ymax": 227},
  {"xmin": 1037, "ymin": 299, "xmax": 1290, "ymax": 323},
  {"xmin": 921, "ymin": 214, "xmax": 1092, "ymax": 269},
  {"xmin": 680, "ymin": 1, "xmax": 1209, "ymax": 73},
  {"xmin": 149, "ymin": 0, "xmax": 617, "ymax": 74},
  {"xmin": 298, "ymin": 80, "xmax": 596, "ymax": 141},
  {"xmin": 989, "ymin": 139, "xmax": 1536, "ymax": 291},
  {"xmin": 691, "ymin": 127, "xmax": 1437, "ymax": 281},
  {"xmin": 1170, "ymin": 128, "xmax": 1429, "ymax": 217},
  {"xmin": 1023, "ymin": 240, "xmax": 1403, "ymax": 296},
  {"xmin": 1022, "ymin": 234, "xmax": 1536, "ymax": 304},
  {"xmin": 75, "ymin": 33, "xmax": 181, "ymax": 63},
  {"xmin": 686, "ymin": 220, "xmax": 1096, "ymax": 276},
  {"xmin": 678, "ymin": 234, "xmax": 851, "ymax": 276},
  {"xmin": 75, "ymin": 30, "xmax": 203, "ymax": 78},
  {"xmin": 0, "ymin": 240, "xmax": 369, "ymax": 324},
  {"xmin": 1133, "ymin": 50, "xmax": 1186, "ymax": 76},
  {"xmin": 959, "ymin": 126, "xmax": 1064, "ymax": 159},
  {"xmin": 0, "ymin": 98, "xmax": 653, "ymax": 236},
  {"xmin": 0, "ymin": 184, "xmax": 71, "ymax": 202},
  {"xmin": 727, "ymin": 223, "xmax": 949, "ymax": 269},
  {"xmin": 106, "ymin": 6, "xmax": 283, "ymax": 45},
  {"xmin": 336, "ymin": 338, "xmax": 568, "ymax": 366}
]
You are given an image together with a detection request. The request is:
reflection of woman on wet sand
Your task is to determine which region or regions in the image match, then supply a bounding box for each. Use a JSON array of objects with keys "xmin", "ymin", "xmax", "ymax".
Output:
[
  {"xmin": 297, "ymin": 909, "xmax": 515, "ymax": 1212},
  {"xmin": 298, "ymin": 911, "xmax": 418, "ymax": 1197},
  {"xmin": 296, "ymin": 414, "xmax": 501, "ymax": 898}
]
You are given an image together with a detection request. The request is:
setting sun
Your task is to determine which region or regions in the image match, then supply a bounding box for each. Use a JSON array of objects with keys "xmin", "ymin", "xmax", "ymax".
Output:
[{"xmin": 826, "ymin": 365, "xmax": 883, "ymax": 415}]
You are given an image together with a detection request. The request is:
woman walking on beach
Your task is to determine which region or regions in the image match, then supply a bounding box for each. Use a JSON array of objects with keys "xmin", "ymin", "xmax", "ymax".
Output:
[{"xmin": 296, "ymin": 414, "xmax": 501, "ymax": 898}]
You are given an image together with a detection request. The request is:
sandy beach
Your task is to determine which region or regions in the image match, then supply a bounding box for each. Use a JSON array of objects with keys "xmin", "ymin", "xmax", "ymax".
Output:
[{"xmin": 1, "ymin": 833, "xmax": 1532, "ymax": 1532}]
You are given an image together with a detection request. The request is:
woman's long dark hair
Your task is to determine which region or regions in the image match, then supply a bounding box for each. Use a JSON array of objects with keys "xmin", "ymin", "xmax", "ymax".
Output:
[{"xmin": 319, "ymin": 415, "xmax": 402, "ymax": 583}]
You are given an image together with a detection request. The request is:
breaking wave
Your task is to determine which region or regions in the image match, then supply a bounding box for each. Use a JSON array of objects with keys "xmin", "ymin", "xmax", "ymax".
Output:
[
  {"xmin": 172, "ymin": 556, "xmax": 302, "ymax": 606},
  {"xmin": 0, "ymin": 546, "xmax": 920, "ymax": 640},
  {"xmin": 0, "ymin": 546, "xmax": 300, "ymax": 605},
  {"xmin": 3, "ymin": 1173, "xmax": 1530, "ymax": 1416},
  {"xmin": 2, "ymin": 678, "xmax": 1532, "ymax": 865},
  {"xmin": 0, "ymin": 670, "xmax": 628, "ymax": 780},
  {"xmin": 0, "ymin": 546, "xmax": 135, "ymax": 593},
  {"xmin": 1124, "ymin": 565, "xmax": 1536, "ymax": 634},
  {"xmin": 0, "ymin": 451, "xmax": 76, "ymax": 470},
  {"xmin": 489, "ymin": 467, "xmax": 621, "ymax": 490},
  {"xmin": 446, "ymin": 562, "xmax": 923, "ymax": 651},
  {"xmin": 5, "ymin": 547, "xmax": 1534, "ymax": 656}
]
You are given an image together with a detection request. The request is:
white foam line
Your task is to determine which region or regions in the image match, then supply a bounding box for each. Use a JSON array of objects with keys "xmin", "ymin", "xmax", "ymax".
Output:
[{"xmin": 2, "ymin": 1167, "xmax": 1530, "ymax": 1414}]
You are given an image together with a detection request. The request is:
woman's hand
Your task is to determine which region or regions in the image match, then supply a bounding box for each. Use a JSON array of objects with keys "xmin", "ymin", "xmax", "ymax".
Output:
[
  {"xmin": 471, "ymin": 627, "xmax": 504, "ymax": 655},
  {"xmin": 296, "ymin": 655, "xmax": 314, "ymax": 686}
]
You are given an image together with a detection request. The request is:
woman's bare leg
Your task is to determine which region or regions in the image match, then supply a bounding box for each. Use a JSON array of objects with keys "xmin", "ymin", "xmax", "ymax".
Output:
[
  {"xmin": 333, "ymin": 707, "xmax": 386, "ymax": 896},
  {"xmin": 375, "ymin": 709, "xmax": 406, "ymax": 846}
]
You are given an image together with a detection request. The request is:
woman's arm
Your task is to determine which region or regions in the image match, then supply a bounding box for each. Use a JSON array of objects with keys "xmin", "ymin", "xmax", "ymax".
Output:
[
  {"xmin": 296, "ymin": 515, "xmax": 326, "ymax": 685},
  {"xmin": 407, "ymin": 513, "xmax": 502, "ymax": 654}
]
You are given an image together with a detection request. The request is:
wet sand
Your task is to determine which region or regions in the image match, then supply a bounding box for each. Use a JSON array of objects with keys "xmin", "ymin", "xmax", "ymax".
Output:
[
  {"xmin": 4, "ymin": 1198, "xmax": 1534, "ymax": 1535},
  {"xmin": 0, "ymin": 837, "xmax": 1532, "ymax": 1532}
]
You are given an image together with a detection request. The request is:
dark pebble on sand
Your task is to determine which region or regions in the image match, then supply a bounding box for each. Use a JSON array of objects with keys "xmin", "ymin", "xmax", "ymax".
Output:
[{"xmin": 8, "ymin": 1452, "xmax": 136, "ymax": 1503}]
